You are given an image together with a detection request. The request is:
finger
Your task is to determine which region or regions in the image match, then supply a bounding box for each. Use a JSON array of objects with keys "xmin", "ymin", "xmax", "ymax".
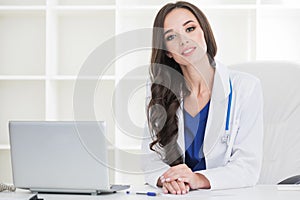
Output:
[
  {"xmin": 160, "ymin": 175, "xmax": 166, "ymax": 184},
  {"xmin": 165, "ymin": 175, "xmax": 180, "ymax": 182},
  {"xmin": 170, "ymin": 181, "xmax": 182, "ymax": 195},
  {"xmin": 163, "ymin": 166, "xmax": 192, "ymax": 182},
  {"xmin": 165, "ymin": 173, "xmax": 191, "ymax": 183},
  {"xmin": 185, "ymin": 184, "xmax": 190, "ymax": 193},
  {"xmin": 162, "ymin": 184, "xmax": 168, "ymax": 194},
  {"xmin": 160, "ymin": 174, "xmax": 180, "ymax": 183},
  {"xmin": 176, "ymin": 180, "xmax": 187, "ymax": 194},
  {"xmin": 178, "ymin": 177, "xmax": 190, "ymax": 184},
  {"xmin": 163, "ymin": 171, "xmax": 184, "ymax": 182},
  {"xmin": 164, "ymin": 182, "xmax": 176, "ymax": 195}
]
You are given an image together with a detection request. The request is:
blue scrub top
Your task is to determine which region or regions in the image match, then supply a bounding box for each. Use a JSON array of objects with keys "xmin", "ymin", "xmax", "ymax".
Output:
[{"xmin": 184, "ymin": 101, "xmax": 210, "ymax": 171}]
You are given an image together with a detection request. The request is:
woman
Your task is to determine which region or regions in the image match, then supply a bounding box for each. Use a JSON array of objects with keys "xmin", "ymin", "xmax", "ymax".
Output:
[{"xmin": 142, "ymin": 1, "xmax": 263, "ymax": 195}]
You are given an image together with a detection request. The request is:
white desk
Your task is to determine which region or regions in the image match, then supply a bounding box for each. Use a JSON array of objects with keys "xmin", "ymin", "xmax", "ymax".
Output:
[{"xmin": 1, "ymin": 185, "xmax": 299, "ymax": 200}]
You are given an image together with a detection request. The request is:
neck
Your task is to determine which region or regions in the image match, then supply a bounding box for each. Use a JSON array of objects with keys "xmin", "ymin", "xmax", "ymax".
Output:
[{"xmin": 180, "ymin": 55, "xmax": 215, "ymax": 98}]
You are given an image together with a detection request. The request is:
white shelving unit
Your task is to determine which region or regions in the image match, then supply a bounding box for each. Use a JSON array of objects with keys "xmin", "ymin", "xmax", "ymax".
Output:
[{"xmin": 0, "ymin": 0, "xmax": 299, "ymax": 185}]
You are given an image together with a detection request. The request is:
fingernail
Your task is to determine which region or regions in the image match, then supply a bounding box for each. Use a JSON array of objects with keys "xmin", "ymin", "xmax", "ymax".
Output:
[
  {"xmin": 182, "ymin": 190, "xmax": 186, "ymax": 194},
  {"xmin": 166, "ymin": 178, "xmax": 170, "ymax": 182},
  {"xmin": 177, "ymin": 191, "xmax": 180, "ymax": 194},
  {"xmin": 160, "ymin": 176, "xmax": 165, "ymax": 183},
  {"xmin": 178, "ymin": 177, "xmax": 182, "ymax": 181}
]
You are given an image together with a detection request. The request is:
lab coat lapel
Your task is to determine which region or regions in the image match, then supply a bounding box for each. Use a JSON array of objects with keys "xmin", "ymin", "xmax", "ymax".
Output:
[{"xmin": 203, "ymin": 62, "xmax": 231, "ymax": 156}]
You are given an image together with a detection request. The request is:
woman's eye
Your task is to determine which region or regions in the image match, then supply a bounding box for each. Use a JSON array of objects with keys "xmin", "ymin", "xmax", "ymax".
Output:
[
  {"xmin": 186, "ymin": 27, "xmax": 195, "ymax": 33},
  {"xmin": 166, "ymin": 34, "xmax": 176, "ymax": 41}
]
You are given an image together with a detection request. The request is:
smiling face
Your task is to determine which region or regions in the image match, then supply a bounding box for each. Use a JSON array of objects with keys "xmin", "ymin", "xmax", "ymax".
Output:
[{"xmin": 163, "ymin": 8, "xmax": 207, "ymax": 67}]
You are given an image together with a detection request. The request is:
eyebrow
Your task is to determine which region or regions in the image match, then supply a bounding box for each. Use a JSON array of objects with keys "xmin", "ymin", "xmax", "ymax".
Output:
[
  {"xmin": 183, "ymin": 20, "xmax": 194, "ymax": 26},
  {"xmin": 164, "ymin": 20, "xmax": 195, "ymax": 36}
]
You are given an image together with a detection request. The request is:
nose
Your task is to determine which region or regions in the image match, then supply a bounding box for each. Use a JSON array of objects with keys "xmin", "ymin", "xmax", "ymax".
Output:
[{"xmin": 179, "ymin": 35, "xmax": 189, "ymax": 46}]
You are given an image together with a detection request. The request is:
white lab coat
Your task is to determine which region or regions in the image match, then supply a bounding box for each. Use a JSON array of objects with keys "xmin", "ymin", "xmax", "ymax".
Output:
[{"xmin": 141, "ymin": 61, "xmax": 264, "ymax": 190}]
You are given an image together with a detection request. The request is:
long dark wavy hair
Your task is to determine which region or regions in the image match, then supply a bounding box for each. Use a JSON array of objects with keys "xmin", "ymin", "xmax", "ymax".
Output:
[{"xmin": 147, "ymin": 1, "xmax": 217, "ymax": 166}]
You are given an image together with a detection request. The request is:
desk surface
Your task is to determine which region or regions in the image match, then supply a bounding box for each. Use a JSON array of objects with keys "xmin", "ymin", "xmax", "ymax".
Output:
[{"xmin": 1, "ymin": 185, "xmax": 299, "ymax": 200}]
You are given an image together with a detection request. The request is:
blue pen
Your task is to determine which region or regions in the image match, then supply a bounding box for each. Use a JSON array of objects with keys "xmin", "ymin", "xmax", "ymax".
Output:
[
  {"xmin": 126, "ymin": 191, "xmax": 158, "ymax": 196},
  {"xmin": 136, "ymin": 192, "xmax": 158, "ymax": 196}
]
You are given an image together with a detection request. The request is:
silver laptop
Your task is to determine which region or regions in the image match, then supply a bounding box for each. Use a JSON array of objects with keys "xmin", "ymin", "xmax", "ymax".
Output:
[{"xmin": 9, "ymin": 121, "xmax": 129, "ymax": 195}]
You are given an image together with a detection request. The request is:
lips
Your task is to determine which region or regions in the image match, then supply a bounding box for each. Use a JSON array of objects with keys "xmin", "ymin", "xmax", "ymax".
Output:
[{"xmin": 181, "ymin": 46, "xmax": 196, "ymax": 56}]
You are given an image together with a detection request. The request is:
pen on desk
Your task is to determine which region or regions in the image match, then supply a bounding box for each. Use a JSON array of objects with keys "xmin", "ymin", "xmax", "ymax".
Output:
[
  {"xmin": 126, "ymin": 191, "xmax": 159, "ymax": 196},
  {"xmin": 136, "ymin": 192, "xmax": 158, "ymax": 196}
]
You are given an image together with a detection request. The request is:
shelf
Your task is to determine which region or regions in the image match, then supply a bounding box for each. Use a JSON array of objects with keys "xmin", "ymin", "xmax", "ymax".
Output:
[
  {"xmin": 0, "ymin": 75, "xmax": 46, "ymax": 80},
  {"xmin": 0, "ymin": 11, "xmax": 45, "ymax": 75},
  {"xmin": 0, "ymin": 144, "xmax": 10, "ymax": 150},
  {"xmin": 258, "ymin": 4, "xmax": 300, "ymax": 9},
  {"xmin": 202, "ymin": 5, "xmax": 257, "ymax": 10},
  {"xmin": 0, "ymin": 75, "xmax": 116, "ymax": 80},
  {"xmin": 47, "ymin": 75, "xmax": 115, "ymax": 80},
  {"xmin": 117, "ymin": 2, "xmax": 300, "ymax": 10},
  {"xmin": 56, "ymin": 0, "xmax": 115, "ymax": 6},
  {"xmin": 56, "ymin": 5, "xmax": 115, "ymax": 11},
  {"xmin": 206, "ymin": 9, "xmax": 256, "ymax": 64},
  {"xmin": 0, "ymin": 81, "xmax": 45, "ymax": 144},
  {"xmin": 45, "ymin": 80, "xmax": 116, "ymax": 145},
  {"xmin": 56, "ymin": 10, "xmax": 115, "ymax": 76},
  {"xmin": 0, "ymin": 0, "xmax": 45, "ymax": 6},
  {"xmin": 116, "ymin": 9, "xmax": 156, "ymax": 33},
  {"xmin": 0, "ymin": 6, "xmax": 46, "ymax": 10},
  {"xmin": 119, "ymin": 5, "xmax": 258, "ymax": 11},
  {"xmin": 114, "ymin": 50, "xmax": 151, "ymax": 78},
  {"xmin": 261, "ymin": 0, "xmax": 299, "ymax": 5},
  {"xmin": 118, "ymin": 0, "xmax": 257, "ymax": 6},
  {"xmin": 94, "ymin": 81, "xmax": 115, "ymax": 144}
]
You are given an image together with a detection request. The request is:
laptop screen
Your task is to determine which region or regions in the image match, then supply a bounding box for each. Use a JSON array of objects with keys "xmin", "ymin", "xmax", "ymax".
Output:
[{"xmin": 9, "ymin": 121, "xmax": 110, "ymax": 194}]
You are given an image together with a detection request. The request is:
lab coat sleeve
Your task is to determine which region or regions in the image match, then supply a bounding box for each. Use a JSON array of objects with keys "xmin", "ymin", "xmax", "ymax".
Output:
[
  {"xmin": 198, "ymin": 79, "xmax": 264, "ymax": 190},
  {"xmin": 140, "ymin": 81, "xmax": 170, "ymax": 187}
]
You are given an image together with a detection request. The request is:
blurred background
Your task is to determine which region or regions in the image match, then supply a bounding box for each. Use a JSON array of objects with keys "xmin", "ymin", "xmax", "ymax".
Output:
[{"xmin": 0, "ymin": 0, "xmax": 299, "ymax": 185}]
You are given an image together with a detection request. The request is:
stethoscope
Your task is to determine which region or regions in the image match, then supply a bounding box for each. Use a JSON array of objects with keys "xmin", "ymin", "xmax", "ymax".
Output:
[{"xmin": 221, "ymin": 79, "xmax": 232, "ymax": 145}]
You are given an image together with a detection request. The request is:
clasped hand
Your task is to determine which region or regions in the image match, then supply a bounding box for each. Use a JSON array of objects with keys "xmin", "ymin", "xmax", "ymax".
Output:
[{"xmin": 158, "ymin": 164, "xmax": 210, "ymax": 195}]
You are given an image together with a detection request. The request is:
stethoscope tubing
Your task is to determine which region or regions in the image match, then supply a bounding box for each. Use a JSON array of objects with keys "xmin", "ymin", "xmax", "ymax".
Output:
[{"xmin": 226, "ymin": 79, "xmax": 233, "ymax": 132}]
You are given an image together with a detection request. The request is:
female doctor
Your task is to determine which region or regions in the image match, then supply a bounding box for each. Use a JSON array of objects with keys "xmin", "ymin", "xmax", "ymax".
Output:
[{"xmin": 142, "ymin": 1, "xmax": 264, "ymax": 195}]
